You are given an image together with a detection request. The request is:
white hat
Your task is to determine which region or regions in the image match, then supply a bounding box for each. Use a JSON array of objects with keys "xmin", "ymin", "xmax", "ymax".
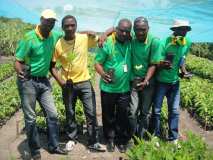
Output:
[
  {"xmin": 41, "ymin": 9, "xmax": 57, "ymax": 20},
  {"xmin": 170, "ymin": 19, "xmax": 191, "ymax": 31}
]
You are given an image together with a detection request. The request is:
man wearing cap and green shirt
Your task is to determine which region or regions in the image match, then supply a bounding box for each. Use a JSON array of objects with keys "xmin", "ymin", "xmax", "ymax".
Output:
[
  {"xmin": 153, "ymin": 19, "xmax": 192, "ymax": 146},
  {"xmin": 95, "ymin": 18, "xmax": 132, "ymax": 153},
  {"xmin": 15, "ymin": 9, "xmax": 66, "ymax": 160}
]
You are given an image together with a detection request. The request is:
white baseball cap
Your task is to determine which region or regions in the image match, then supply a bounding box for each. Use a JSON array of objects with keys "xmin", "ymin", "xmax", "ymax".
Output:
[
  {"xmin": 41, "ymin": 9, "xmax": 57, "ymax": 20},
  {"xmin": 170, "ymin": 19, "xmax": 191, "ymax": 31}
]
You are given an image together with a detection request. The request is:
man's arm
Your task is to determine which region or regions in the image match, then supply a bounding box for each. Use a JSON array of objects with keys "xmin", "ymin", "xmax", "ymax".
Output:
[
  {"xmin": 15, "ymin": 60, "xmax": 25, "ymax": 79},
  {"xmin": 79, "ymin": 30, "xmax": 97, "ymax": 37},
  {"xmin": 138, "ymin": 65, "xmax": 156, "ymax": 90},
  {"xmin": 94, "ymin": 63, "xmax": 112, "ymax": 83},
  {"xmin": 98, "ymin": 27, "xmax": 115, "ymax": 48},
  {"xmin": 50, "ymin": 62, "xmax": 66, "ymax": 87}
]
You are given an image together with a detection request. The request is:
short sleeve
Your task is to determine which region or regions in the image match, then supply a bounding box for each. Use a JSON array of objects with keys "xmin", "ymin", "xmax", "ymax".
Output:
[
  {"xmin": 15, "ymin": 36, "xmax": 31, "ymax": 61},
  {"xmin": 150, "ymin": 38, "xmax": 164, "ymax": 64},
  {"xmin": 95, "ymin": 41, "xmax": 109, "ymax": 64}
]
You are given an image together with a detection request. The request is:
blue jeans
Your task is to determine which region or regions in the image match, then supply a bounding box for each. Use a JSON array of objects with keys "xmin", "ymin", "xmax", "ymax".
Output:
[
  {"xmin": 17, "ymin": 78, "xmax": 59, "ymax": 155},
  {"xmin": 153, "ymin": 81, "xmax": 180, "ymax": 140},
  {"xmin": 62, "ymin": 80, "xmax": 99, "ymax": 145}
]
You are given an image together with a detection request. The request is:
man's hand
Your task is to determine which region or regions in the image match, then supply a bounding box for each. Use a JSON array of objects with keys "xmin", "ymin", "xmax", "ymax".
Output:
[
  {"xmin": 17, "ymin": 70, "xmax": 25, "ymax": 79},
  {"xmin": 159, "ymin": 61, "xmax": 172, "ymax": 69},
  {"xmin": 59, "ymin": 80, "xmax": 67, "ymax": 88},
  {"xmin": 101, "ymin": 71, "xmax": 112, "ymax": 83},
  {"xmin": 98, "ymin": 34, "xmax": 107, "ymax": 48},
  {"xmin": 137, "ymin": 80, "xmax": 149, "ymax": 91}
]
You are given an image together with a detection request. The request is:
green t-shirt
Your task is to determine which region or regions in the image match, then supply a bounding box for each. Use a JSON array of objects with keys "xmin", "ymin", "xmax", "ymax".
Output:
[
  {"xmin": 16, "ymin": 30, "xmax": 62, "ymax": 77},
  {"xmin": 131, "ymin": 33, "xmax": 163, "ymax": 79},
  {"xmin": 157, "ymin": 36, "xmax": 191, "ymax": 83},
  {"xmin": 95, "ymin": 35, "xmax": 132, "ymax": 93}
]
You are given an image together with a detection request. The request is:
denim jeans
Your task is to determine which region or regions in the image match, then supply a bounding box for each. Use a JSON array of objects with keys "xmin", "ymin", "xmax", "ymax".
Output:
[
  {"xmin": 129, "ymin": 81, "xmax": 155, "ymax": 138},
  {"xmin": 17, "ymin": 78, "xmax": 59, "ymax": 155},
  {"xmin": 153, "ymin": 81, "xmax": 180, "ymax": 140},
  {"xmin": 62, "ymin": 80, "xmax": 98, "ymax": 145},
  {"xmin": 101, "ymin": 91, "xmax": 131, "ymax": 145}
]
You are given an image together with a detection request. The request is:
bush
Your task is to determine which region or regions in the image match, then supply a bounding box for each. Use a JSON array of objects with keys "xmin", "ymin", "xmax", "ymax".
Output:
[
  {"xmin": 190, "ymin": 43, "xmax": 213, "ymax": 60},
  {"xmin": 127, "ymin": 132, "xmax": 213, "ymax": 160},
  {"xmin": 0, "ymin": 17, "xmax": 34, "ymax": 56}
]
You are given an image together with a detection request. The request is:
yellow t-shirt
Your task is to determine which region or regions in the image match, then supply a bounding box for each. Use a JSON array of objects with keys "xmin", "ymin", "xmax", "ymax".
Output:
[{"xmin": 52, "ymin": 33, "xmax": 97, "ymax": 83}]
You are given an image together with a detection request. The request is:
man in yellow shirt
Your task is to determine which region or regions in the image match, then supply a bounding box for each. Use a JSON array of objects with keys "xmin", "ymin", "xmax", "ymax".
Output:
[{"xmin": 51, "ymin": 15, "xmax": 106, "ymax": 152}]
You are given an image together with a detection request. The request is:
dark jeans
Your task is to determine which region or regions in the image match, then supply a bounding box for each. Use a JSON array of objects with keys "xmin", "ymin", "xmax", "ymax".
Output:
[
  {"xmin": 17, "ymin": 78, "xmax": 59, "ymax": 155},
  {"xmin": 62, "ymin": 80, "xmax": 98, "ymax": 145},
  {"xmin": 129, "ymin": 82, "xmax": 155, "ymax": 138},
  {"xmin": 153, "ymin": 81, "xmax": 180, "ymax": 140},
  {"xmin": 101, "ymin": 91, "xmax": 131, "ymax": 145}
]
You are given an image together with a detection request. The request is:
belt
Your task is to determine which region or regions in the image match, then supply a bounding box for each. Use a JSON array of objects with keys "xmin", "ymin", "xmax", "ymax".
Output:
[{"xmin": 30, "ymin": 76, "xmax": 47, "ymax": 81}]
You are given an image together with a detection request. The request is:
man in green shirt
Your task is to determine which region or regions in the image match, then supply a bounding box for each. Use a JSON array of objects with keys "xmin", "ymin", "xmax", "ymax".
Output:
[
  {"xmin": 95, "ymin": 19, "xmax": 132, "ymax": 153},
  {"xmin": 129, "ymin": 17, "xmax": 162, "ymax": 139},
  {"xmin": 153, "ymin": 19, "xmax": 192, "ymax": 145},
  {"xmin": 15, "ymin": 9, "xmax": 66, "ymax": 160}
]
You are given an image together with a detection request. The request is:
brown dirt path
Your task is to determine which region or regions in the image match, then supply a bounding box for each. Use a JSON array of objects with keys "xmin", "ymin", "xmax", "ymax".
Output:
[
  {"xmin": 0, "ymin": 75, "xmax": 126, "ymax": 160},
  {"xmin": 179, "ymin": 109, "xmax": 213, "ymax": 150},
  {"xmin": 0, "ymin": 74, "xmax": 212, "ymax": 160}
]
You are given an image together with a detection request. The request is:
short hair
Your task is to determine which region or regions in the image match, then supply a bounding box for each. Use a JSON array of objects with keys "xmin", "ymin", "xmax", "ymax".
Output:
[
  {"xmin": 118, "ymin": 18, "xmax": 132, "ymax": 28},
  {"xmin": 134, "ymin": 16, "xmax": 149, "ymax": 26},
  {"xmin": 61, "ymin": 15, "xmax": 77, "ymax": 27}
]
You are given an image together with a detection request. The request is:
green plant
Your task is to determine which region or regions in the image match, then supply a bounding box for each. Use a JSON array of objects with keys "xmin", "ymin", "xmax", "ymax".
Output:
[
  {"xmin": 186, "ymin": 54, "xmax": 213, "ymax": 81},
  {"xmin": 0, "ymin": 61, "xmax": 14, "ymax": 82},
  {"xmin": 127, "ymin": 132, "xmax": 213, "ymax": 160}
]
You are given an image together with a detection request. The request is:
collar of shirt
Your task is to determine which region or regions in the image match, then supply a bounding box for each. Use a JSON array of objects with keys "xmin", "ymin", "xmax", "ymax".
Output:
[
  {"xmin": 35, "ymin": 25, "xmax": 51, "ymax": 40},
  {"xmin": 171, "ymin": 36, "xmax": 186, "ymax": 45}
]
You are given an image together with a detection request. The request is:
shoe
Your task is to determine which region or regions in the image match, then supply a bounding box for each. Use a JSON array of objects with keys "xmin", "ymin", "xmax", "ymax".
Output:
[
  {"xmin": 153, "ymin": 136, "xmax": 160, "ymax": 148},
  {"xmin": 107, "ymin": 141, "xmax": 115, "ymax": 152},
  {"xmin": 49, "ymin": 147, "xmax": 68, "ymax": 155},
  {"xmin": 32, "ymin": 153, "xmax": 41, "ymax": 160},
  {"xmin": 88, "ymin": 142, "xmax": 106, "ymax": 152},
  {"xmin": 170, "ymin": 139, "xmax": 181, "ymax": 149},
  {"xmin": 65, "ymin": 140, "xmax": 76, "ymax": 151},
  {"xmin": 117, "ymin": 144, "xmax": 126, "ymax": 153}
]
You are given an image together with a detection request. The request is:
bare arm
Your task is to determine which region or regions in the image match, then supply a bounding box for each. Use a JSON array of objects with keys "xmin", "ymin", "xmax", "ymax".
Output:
[
  {"xmin": 15, "ymin": 60, "xmax": 25, "ymax": 79},
  {"xmin": 138, "ymin": 65, "xmax": 156, "ymax": 90},
  {"xmin": 98, "ymin": 27, "xmax": 115, "ymax": 48},
  {"xmin": 94, "ymin": 63, "xmax": 112, "ymax": 83},
  {"xmin": 79, "ymin": 30, "xmax": 97, "ymax": 37},
  {"xmin": 50, "ymin": 62, "xmax": 66, "ymax": 87}
]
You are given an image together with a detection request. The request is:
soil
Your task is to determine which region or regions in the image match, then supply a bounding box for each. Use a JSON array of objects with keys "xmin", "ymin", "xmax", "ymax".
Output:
[
  {"xmin": 0, "ymin": 75, "xmax": 126, "ymax": 160},
  {"xmin": 0, "ymin": 74, "xmax": 212, "ymax": 160}
]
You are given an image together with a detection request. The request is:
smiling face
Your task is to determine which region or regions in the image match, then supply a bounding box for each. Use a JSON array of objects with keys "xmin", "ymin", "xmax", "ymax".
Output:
[
  {"xmin": 116, "ymin": 19, "xmax": 132, "ymax": 43},
  {"xmin": 62, "ymin": 17, "xmax": 77, "ymax": 38},
  {"xmin": 134, "ymin": 20, "xmax": 149, "ymax": 42}
]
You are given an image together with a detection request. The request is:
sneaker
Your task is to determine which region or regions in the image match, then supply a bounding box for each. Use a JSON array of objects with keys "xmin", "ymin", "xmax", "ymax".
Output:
[
  {"xmin": 88, "ymin": 142, "xmax": 106, "ymax": 152},
  {"xmin": 153, "ymin": 136, "xmax": 160, "ymax": 148},
  {"xmin": 49, "ymin": 147, "xmax": 68, "ymax": 155},
  {"xmin": 170, "ymin": 139, "xmax": 181, "ymax": 149},
  {"xmin": 66, "ymin": 140, "xmax": 76, "ymax": 151}
]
